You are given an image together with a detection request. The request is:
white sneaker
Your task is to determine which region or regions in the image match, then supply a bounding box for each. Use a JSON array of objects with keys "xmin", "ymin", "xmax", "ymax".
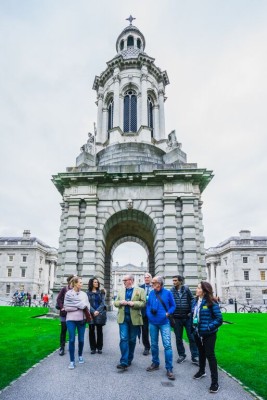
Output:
[
  {"xmin": 68, "ymin": 362, "xmax": 75, "ymax": 369},
  {"xmin": 78, "ymin": 356, "xmax": 84, "ymax": 364}
]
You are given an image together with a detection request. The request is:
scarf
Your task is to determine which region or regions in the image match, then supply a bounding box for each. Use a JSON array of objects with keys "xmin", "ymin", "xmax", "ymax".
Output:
[{"xmin": 64, "ymin": 289, "xmax": 89, "ymax": 310}]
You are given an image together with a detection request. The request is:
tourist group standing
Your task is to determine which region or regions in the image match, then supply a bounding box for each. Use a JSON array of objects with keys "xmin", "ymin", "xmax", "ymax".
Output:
[{"xmin": 57, "ymin": 274, "xmax": 222, "ymax": 393}]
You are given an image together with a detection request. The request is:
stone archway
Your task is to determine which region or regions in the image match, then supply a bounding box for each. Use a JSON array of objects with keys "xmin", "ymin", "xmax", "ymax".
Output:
[{"xmin": 102, "ymin": 209, "xmax": 156, "ymax": 305}]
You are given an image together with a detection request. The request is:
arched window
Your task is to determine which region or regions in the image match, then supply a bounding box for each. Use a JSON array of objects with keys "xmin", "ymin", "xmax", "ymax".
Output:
[
  {"xmin": 124, "ymin": 90, "xmax": 137, "ymax": 132},
  {"xmin": 147, "ymin": 96, "xmax": 153, "ymax": 137},
  {"xmin": 120, "ymin": 40, "xmax": 124, "ymax": 51},
  {"xmin": 137, "ymin": 38, "xmax": 141, "ymax": 49},
  {"xmin": 127, "ymin": 36, "xmax": 134, "ymax": 47},
  {"xmin": 108, "ymin": 98, "xmax": 114, "ymax": 131}
]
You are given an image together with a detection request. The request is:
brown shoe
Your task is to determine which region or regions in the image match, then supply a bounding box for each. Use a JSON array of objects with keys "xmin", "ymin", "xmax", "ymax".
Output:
[
  {"xmin": 146, "ymin": 363, "xmax": 159, "ymax": 372},
  {"xmin": 167, "ymin": 370, "xmax": 175, "ymax": 380}
]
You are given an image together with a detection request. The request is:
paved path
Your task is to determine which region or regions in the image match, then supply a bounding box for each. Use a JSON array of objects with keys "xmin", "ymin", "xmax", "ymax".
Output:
[{"xmin": 0, "ymin": 312, "xmax": 256, "ymax": 400}]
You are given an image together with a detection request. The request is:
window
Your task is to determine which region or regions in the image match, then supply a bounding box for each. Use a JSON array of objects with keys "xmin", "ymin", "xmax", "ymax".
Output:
[
  {"xmin": 260, "ymin": 271, "xmax": 266, "ymax": 281},
  {"xmin": 8, "ymin": 255, "xmax": 14, "ymax": 262},
  {"xmin": 120, "ymin": 40, "xmax": 124, "ymax": 51},
  {"xmin": 127, "ymin": 36, "xmax": 134, "ymax": 47},
  {"xmin": 6, "ymin": 285, "xmax": 10, "ymax": 295},
  {"xmin": 137, "ymin": 38, "xmax": 141, "ymax": 49},
  {"xmin": 244, "ymin": 270, "xmax": 249, "ymax": 280},
  {"xmin": 22, "ymin": 255, "xmax": 27, "ymax": 262},
  {"xmin": 108, "ymin": 97, "xmax": 114, "ymax": 131},
  {"xmin": 39, "ymin": 268, "xmax": 42, "ymax": 279},
  {"xmin": 223, "ymin": 258, "xmax": 227, "ymax": 265},
  {"xmin": 259, "ymin": 256, "xmax": 265, "ymax": 263},
  {"xmin": 242, "ymin": 256, "xmax": 248, "ymax": 263},
  {"xmin": 7, "ymin": 268, "xmax": 12, "ymax": 277},
  {"xmin": 21, "ymin": 268, "xmax": 26, "ymax": 278},
  {"xmin": 245, "ymin": 291, "xmax": 251, "ymax": 299},
  {"xmin": 147, "ymin": 96, "xmax": 153, "ymax": 137},
  {"xmin": 124, "ymin": 90, "xmax": 137, "ymax": 132}
]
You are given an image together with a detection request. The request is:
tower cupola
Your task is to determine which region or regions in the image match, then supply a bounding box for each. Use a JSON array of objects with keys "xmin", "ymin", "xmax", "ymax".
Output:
[{"xmin": 116, "ymin": 16, "xmax": 146, "ymax": 58}]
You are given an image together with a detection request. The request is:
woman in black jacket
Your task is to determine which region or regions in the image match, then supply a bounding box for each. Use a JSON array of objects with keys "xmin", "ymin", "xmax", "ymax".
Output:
[
  {"xmin": 87, "ymin": 277, "xmax": 107, "ymax": 354},
  {"xmin": 191, "ymin": 281, "xmax": 222, "ymax": 394}
]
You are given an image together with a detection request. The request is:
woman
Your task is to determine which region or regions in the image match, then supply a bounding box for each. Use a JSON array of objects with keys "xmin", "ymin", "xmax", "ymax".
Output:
[
  {"xmin": 87, "ymin": 277, "xmax": 107, "ymax": 354},
  {"xmin": 191, "ymin": 281, "xmax": 223, "ymax": 394},
  {"xmin": 64, "ymin": 276, "xmax": 90, "ymax": 369}
]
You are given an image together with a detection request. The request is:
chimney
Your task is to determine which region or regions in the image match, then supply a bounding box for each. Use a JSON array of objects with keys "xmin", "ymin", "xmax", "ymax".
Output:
[
  {"xmin": 23, "ymin": 230, "xmax": 31, "ymax": 239},
  {"xmin": 239, "ymin": 230, "xmax": 251, "ymax": 239}
]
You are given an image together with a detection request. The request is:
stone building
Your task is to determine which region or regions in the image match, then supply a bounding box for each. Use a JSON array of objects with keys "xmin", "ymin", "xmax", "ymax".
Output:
[
  {"xmin": 206, "ymin": 230, "xmax": 267, "ymax": 304},
  {"xmin": 52, "ymin": 17, "xmax": 213, "ymax": 304},
  {"xmin": 0, "ymin": 230, "xmax": 57, "ymax": 298},
  {"xmin": 112, "ymin": 262, "xmax": 147, "ymax": 299}
]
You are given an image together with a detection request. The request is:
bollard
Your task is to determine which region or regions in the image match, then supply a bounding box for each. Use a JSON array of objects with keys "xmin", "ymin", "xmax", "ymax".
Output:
[{"xmin": 234, "ymin": 298, "xmax": 237, "ymax": 313}]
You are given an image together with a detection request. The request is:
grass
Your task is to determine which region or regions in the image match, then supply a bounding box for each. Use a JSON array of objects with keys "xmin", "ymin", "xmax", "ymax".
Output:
[
  {"xmin": 0, "ymin": 306, "xmax": 60, "ymax": 390},
  {"xmin": 183, "ymin": 313, "xmax": 267, "ymax": 399}
]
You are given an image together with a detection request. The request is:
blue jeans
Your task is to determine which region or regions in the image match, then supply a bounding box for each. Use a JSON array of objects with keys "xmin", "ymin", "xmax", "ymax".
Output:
[
  {"xmin": 119, "ymin": 314, "xmax": 139, "ymax": 366},
  {"xmin": 173, "ymin": 318, "xmax": 198, "ymax": 358},
  {"xmin": 66, "ymin": 320, "xmax": 86, "ymax": 362},
  {"xmin": 149, "ymin": 323, "xmax": 173, "ymax": 371}
]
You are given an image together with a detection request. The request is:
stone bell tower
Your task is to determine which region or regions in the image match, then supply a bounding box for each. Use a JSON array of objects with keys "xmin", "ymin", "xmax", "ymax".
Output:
[{"xmin": 52, "ymin": 16, "xmax": 213, "ymax": 301}]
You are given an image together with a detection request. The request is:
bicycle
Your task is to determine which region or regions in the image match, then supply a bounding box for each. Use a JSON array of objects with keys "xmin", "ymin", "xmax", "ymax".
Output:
[
  {"xmin": 238, "ymin": 304, "xmax": 260, "ymax": 313},
  {"xmin": 219, "ymin": 304, "xmax": 227, "ymax": 313},
  {"xmin": 258, "ymin": 305, "xmax": 267, "ymax": 313}
]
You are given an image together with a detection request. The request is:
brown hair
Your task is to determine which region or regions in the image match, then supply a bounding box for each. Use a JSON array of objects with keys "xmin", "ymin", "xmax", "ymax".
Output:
[{"xmin": 200, "ymin": 281, "xmax": 217, "ymax": 307}]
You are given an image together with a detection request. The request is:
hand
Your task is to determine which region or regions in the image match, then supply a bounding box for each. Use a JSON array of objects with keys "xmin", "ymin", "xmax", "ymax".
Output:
[
  {"xmin": 94, "ymin": 311, "xmax": 99, "ymax": 316},
  {"xmin": 127, "ymin": 301, "xmax": 134, "ymax": 307},
  {"xmin": 166, "ymin": 312, "xmax": 169, "ymax": 317},
  {"xmin": 120, "ymin": 300, "xmax": 128, "ymax": 306}
]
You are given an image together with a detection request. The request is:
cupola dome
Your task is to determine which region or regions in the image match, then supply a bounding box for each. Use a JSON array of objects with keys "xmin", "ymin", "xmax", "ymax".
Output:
[{"xmin": 116, "ymin": 16, "xmax": 146, "ymax": 59}]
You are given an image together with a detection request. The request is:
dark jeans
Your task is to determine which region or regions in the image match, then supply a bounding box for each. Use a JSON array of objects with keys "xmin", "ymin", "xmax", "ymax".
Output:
[
  {"xmin": 194, "ymin": 333, "xmax": 218, "ymax": 385},
  {"xmin": 60, "ymin": 321, "xmax": 67, "ymax": 348},
  {"xmin": 66, "ymin": 320, "xmax": 86, "ymax": 362},
  {"xmin": 89, "ymin": 324, "xmax": 103, "ymax": 350},
  {"xmin": 119, "ymin": 314, "xmax": 139, "ymax": 366},
  {"xmin": 174, "ymin": 317, "xmax": 198, "ymax": 358},
  {"xmin": 141, "ymin": 315, "xmax": 150, "ymax": 350}
]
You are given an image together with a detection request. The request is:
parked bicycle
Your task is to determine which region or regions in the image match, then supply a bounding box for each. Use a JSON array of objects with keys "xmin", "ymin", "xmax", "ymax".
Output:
[
  {"xmin": 258, "ymin": 305, "xmax": 267, "ymax": 313},
  {"xmin": 219, "ymin": 304, "xmax": 227, "ymax": 313},
  {"xmin": 238, "ymin": 303, "xmax": 261, "ymax": 313}
]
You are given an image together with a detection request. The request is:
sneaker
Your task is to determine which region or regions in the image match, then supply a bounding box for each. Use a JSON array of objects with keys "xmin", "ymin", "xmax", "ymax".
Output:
[
  {"xmin": 78, "ymin": 356, "xmax": 84, "ymax": 364},
  {"xmin": 116, "ymin": 364, "xmax": 128, "ymax": 371},
  {"xmin": 143, "ymin": 349, "xmax": 150, "ymax": 356},
  {"xmin": 59, "ymin": 348, "xmax": 65, "ymax": 356},
  {"xmin": 193, "ymin": 371, "xmax": 206, "ymax": 379},
  {"xmin": 68, "ymin": 362, "xmax": 75, "ymax": 369},
  {"xmin": 177, "ymin": 355, "xmax": 186, "ymax": 363},
  {"xmin": 91, "ymin": 350, "xmax": 96, "ymax": 354},
  {"xmin": 209, "ymin": 383, "xmax": 220, "ymax": 393},
  {"xmin": 146, "ymin": 363, "xmax": 159, "ymax": 372},
  {"xmin": 166, "ymin": 370, "xmax": 175, "ymax": 380},
  {"xmin": 191, "ymin": 357, "xmax": 199, "ymax": 365}
]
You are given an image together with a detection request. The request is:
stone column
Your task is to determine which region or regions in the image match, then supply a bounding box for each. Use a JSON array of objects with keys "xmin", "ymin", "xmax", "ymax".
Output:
[
  {"xmin": 210, "ymin": 262, "xmax": 216, "ymax": 290},
  {"xmin": 64, "ymin": 199, "xmax": 80, "ymax": 275},
  {"xmin": 158, "ymin": 88, "xmax": 166, "ymax": 139},
  {"xmin": 102, "ymin": 108, "xmax": 108, "ymax": 142},
  {"xmin": 153, "ymin": 105, "xmax": 160, "ymax": 140},
  {"xmin": 162, "ymin": 195, "xmax": 178, "ymax": 282},
  {"xmin": 82, "ymin": 196, "xmax": 98, "ymax": 279},
  {"xmin": 55, "ymin": 202, "xmax": 69, "ymax": 286},
  {"xmin": 97, "ymin": 92, "xmax": 103, "ymax": 142},
  {"xmin": 113, "ymin": 68, "xmax": 120, "ymax": 127},
  {"xmin": 141, "ymin": 67, "xmax": 148, "ymax": 126},
  {"xmin": 216, "ymin": 263, "xmax": 222, "ymax": 298},
  {"xmin": 49, "ymin": 261, "xmax": 55, "ymax": 290}
]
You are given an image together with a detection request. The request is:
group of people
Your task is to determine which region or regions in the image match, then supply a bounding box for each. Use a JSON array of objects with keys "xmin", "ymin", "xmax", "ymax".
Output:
[{"xmin": 56, "ymin": 273, "xmax": 222, "ymax": 394}]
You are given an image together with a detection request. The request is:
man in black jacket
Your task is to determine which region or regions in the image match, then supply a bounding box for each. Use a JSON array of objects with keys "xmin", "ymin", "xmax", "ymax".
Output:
[
  {"xmin": 170, "ymin": 275, "xmax": 199, "ymax": 365},
  {"xmin": 140, "ymin": 273, "xmax": 153, "ymax": 355}
]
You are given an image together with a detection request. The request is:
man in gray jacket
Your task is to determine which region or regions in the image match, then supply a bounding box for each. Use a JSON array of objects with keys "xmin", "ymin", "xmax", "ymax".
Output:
[{"xmin": 170, "ymin": 275, "xmax": 199, "ymax": 365}]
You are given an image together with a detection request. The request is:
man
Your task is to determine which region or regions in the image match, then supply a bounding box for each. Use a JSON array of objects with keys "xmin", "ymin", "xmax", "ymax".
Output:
[
  {"xmin": 146, "ymin": 276, "xmax": 176, "ymax": 380},
  {"xmin": 114, "ymin": 274, "xmax": 145, "ymax": 371},
  {"xmin": 140, "ymin": 272, "xmax": 153, "ymax": 355},
  {"xmin": 56, "ymin": 274, "xmax": 74, "ymax": 356},
  {"xmin": 170, "ymin": 275, "xmax": 199, "ymax": 364},
  {"xmin": 42, "ymin": 293, "xmax": 49, "ymax": 307}
]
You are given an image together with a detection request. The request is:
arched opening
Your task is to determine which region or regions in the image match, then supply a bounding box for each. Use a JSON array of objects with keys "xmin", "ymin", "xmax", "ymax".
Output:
[
  {"xmin": 120, "ymin": 40, "xmax": 124, "ymax": 51},
  {"xmin": 124, "ymin": 90, "xmax": 137, "ymax": 132},
  {"xmin": 108, "ymin": 97, "xmax": 114, "ymax": 131},
  {"xmin": 127, "ymin": 35, "xmax": 134, "ymax": 47},
  {"xmin": 147, "ymin": 96, "xmax": 154, "ymax": 137},
  {"xmin": 137, "ymin": 38, "xmax": 141, "ymax": 49}
]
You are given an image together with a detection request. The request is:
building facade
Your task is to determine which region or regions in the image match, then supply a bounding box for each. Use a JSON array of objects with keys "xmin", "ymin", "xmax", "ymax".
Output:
[
  {"xmin": 206, "ymin": 230, "xmax": 267, "ymax": 304},
  {"xmin": 52, "ymin": 18, "xmax": 213, "ymax": 304},
  {"xmin": 0, "ymin": 230, "xmax": 57, "ymax": 299},
  {"xmin": 112, "ymin": 262, "xmax": 147, "ymax": 298}
]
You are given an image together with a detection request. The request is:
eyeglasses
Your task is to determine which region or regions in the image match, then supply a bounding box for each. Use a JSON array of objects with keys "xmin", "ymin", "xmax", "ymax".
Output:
[{"xmin": 152, "ymin": 281, "xmax": 158, "ymax": 285}]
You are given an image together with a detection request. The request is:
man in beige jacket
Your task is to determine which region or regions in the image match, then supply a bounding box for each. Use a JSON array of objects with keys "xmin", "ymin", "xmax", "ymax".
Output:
[{"xmin": 114, "ymin": 274, "xmax": 145, "ymax": 371}]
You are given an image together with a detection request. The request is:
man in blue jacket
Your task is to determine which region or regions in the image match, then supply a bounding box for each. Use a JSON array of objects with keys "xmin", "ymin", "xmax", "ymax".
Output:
[{"xmin": 146, "ymin": 276, "xmax": 176, "ymax": 380}]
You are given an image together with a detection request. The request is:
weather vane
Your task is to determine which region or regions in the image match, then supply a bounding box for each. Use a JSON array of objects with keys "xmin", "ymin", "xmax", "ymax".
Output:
[{"xmin": 126, "ymin": 15, "xmax": 136, "ymax": 25}]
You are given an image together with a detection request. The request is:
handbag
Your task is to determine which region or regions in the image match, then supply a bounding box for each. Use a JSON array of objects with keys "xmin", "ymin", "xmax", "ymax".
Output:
[
  {"xmin": 155, "ymin": 293, "xmax": 176, "ymax": 328},
  {"xmin": 83, "ymin": 307, "xmax": 93, "ymax": 323}
]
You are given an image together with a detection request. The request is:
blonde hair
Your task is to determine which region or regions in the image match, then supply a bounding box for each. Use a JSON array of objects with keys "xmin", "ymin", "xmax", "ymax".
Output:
[{"xmin": 69, "ymin": 276, "xmax": 81, "ymax": 288}]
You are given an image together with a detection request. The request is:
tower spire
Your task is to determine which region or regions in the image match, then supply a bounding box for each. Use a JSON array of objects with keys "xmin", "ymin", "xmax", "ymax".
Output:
[{"xmin": 126, "ymin": 15, "xmax": 136, "ymax": 25}]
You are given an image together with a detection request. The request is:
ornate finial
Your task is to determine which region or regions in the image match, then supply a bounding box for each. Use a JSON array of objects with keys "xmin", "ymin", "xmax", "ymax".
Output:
[{"xmin": 126, "ymin": 15, "xmax": 136, "ymax": 25}]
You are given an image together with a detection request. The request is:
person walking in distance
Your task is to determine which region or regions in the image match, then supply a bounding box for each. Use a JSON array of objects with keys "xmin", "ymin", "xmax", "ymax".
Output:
[
  {"xmin": 192, "ymin": 281, "xmax": 223, "ymax": 394},
  {"xmin": 140, "ymin": 272, "xmax": 153, "ymax": 355},
  {"xmin": 114, "ymin": 275, "xmax": 145, "ymax": 371},
  {"xmin": 146, "ymin": 276, "xmax": 176, "ymax": 381},
  {"xmin": 56, "ymin": 274, "xmax": 74, "ymax": 356},
  {"xmin": 170, "ymin": 275, "xmax": 199, "ymax": 365}
]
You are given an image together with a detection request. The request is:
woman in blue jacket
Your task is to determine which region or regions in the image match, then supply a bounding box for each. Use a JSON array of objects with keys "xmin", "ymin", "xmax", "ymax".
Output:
[{"xmin": 191, "ymin": 281, "xmax": 222, "ymax": 394}]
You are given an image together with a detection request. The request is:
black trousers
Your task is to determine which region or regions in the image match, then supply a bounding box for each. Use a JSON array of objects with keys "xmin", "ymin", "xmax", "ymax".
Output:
[
  {"xmin": 89, "ymin": 324, "xmax": 103, "ymax": 350},
  {"xmin": 60, "ymin": 321, "xmax": 67, "ymax": 348},
  {"xmin": 141, "ymin": 315, "xmax": 150, "ymax": 350},
  {"xmin": 194, "ymin": 332, "xmax": 218, "ymax": 385}
]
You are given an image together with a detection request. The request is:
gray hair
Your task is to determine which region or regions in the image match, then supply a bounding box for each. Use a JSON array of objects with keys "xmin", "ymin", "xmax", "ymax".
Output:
[
  {"xmin": 144, "ymin": 272, "xmax": 152, "ymax": 279},
  {"xmin": 124, "ymin": 274, "xmax": 134, "ymax": 282},
  {"xmin": 154, "ymin": 275, "xmax": 164, "ymax": 287}
]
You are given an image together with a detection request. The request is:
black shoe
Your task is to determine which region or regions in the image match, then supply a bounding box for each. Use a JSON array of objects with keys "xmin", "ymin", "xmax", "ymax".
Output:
[
  {"xmin": 59, "ymin": 348, "xmax": 65, "ymax": 356},
  {"xmin": 209, "ymin": 383, "xmax": 220, "ymax": 393},
  {"xmin": 143, "ymin": 349, "xmax": 150, "ymax": 356},
  {"xmin": 193, "ymin": 371, "xmax": 206, "ymax": 379},
  {"xmin": 146, "ymin": 363, "xmax": 159, "ymax": 372},
  {"xmin": 98, "ymin": 350, "xmax": 102, "ymax": 354},
  {"xmin": 91, "ymin": 350, "xmax": 96, "ymax": 354},
  {"xmin": 116, "ymin": 364, "xmax": 128, "ymax": 371},
  {"xmin": 177, "ymin": 355, "xmax": 186, "ymax": 363},
  {"xmin": 191, "ymin": 357, "xmax": 199, "ymax": 365},
  {"xmin": 166, "ymin": 370, "xmax": 175, "ymax": 380}
]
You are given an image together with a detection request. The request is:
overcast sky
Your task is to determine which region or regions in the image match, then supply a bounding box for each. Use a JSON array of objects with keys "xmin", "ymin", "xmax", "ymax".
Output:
[{"xmin": 1, "ymin": 0, "xmax": 267, "ymax": 266}]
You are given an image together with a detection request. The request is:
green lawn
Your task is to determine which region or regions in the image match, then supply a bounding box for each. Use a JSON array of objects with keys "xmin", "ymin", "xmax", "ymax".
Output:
[{"xmin": 0, "ymin": 307, "xmax": 60, "ymax": 390}]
